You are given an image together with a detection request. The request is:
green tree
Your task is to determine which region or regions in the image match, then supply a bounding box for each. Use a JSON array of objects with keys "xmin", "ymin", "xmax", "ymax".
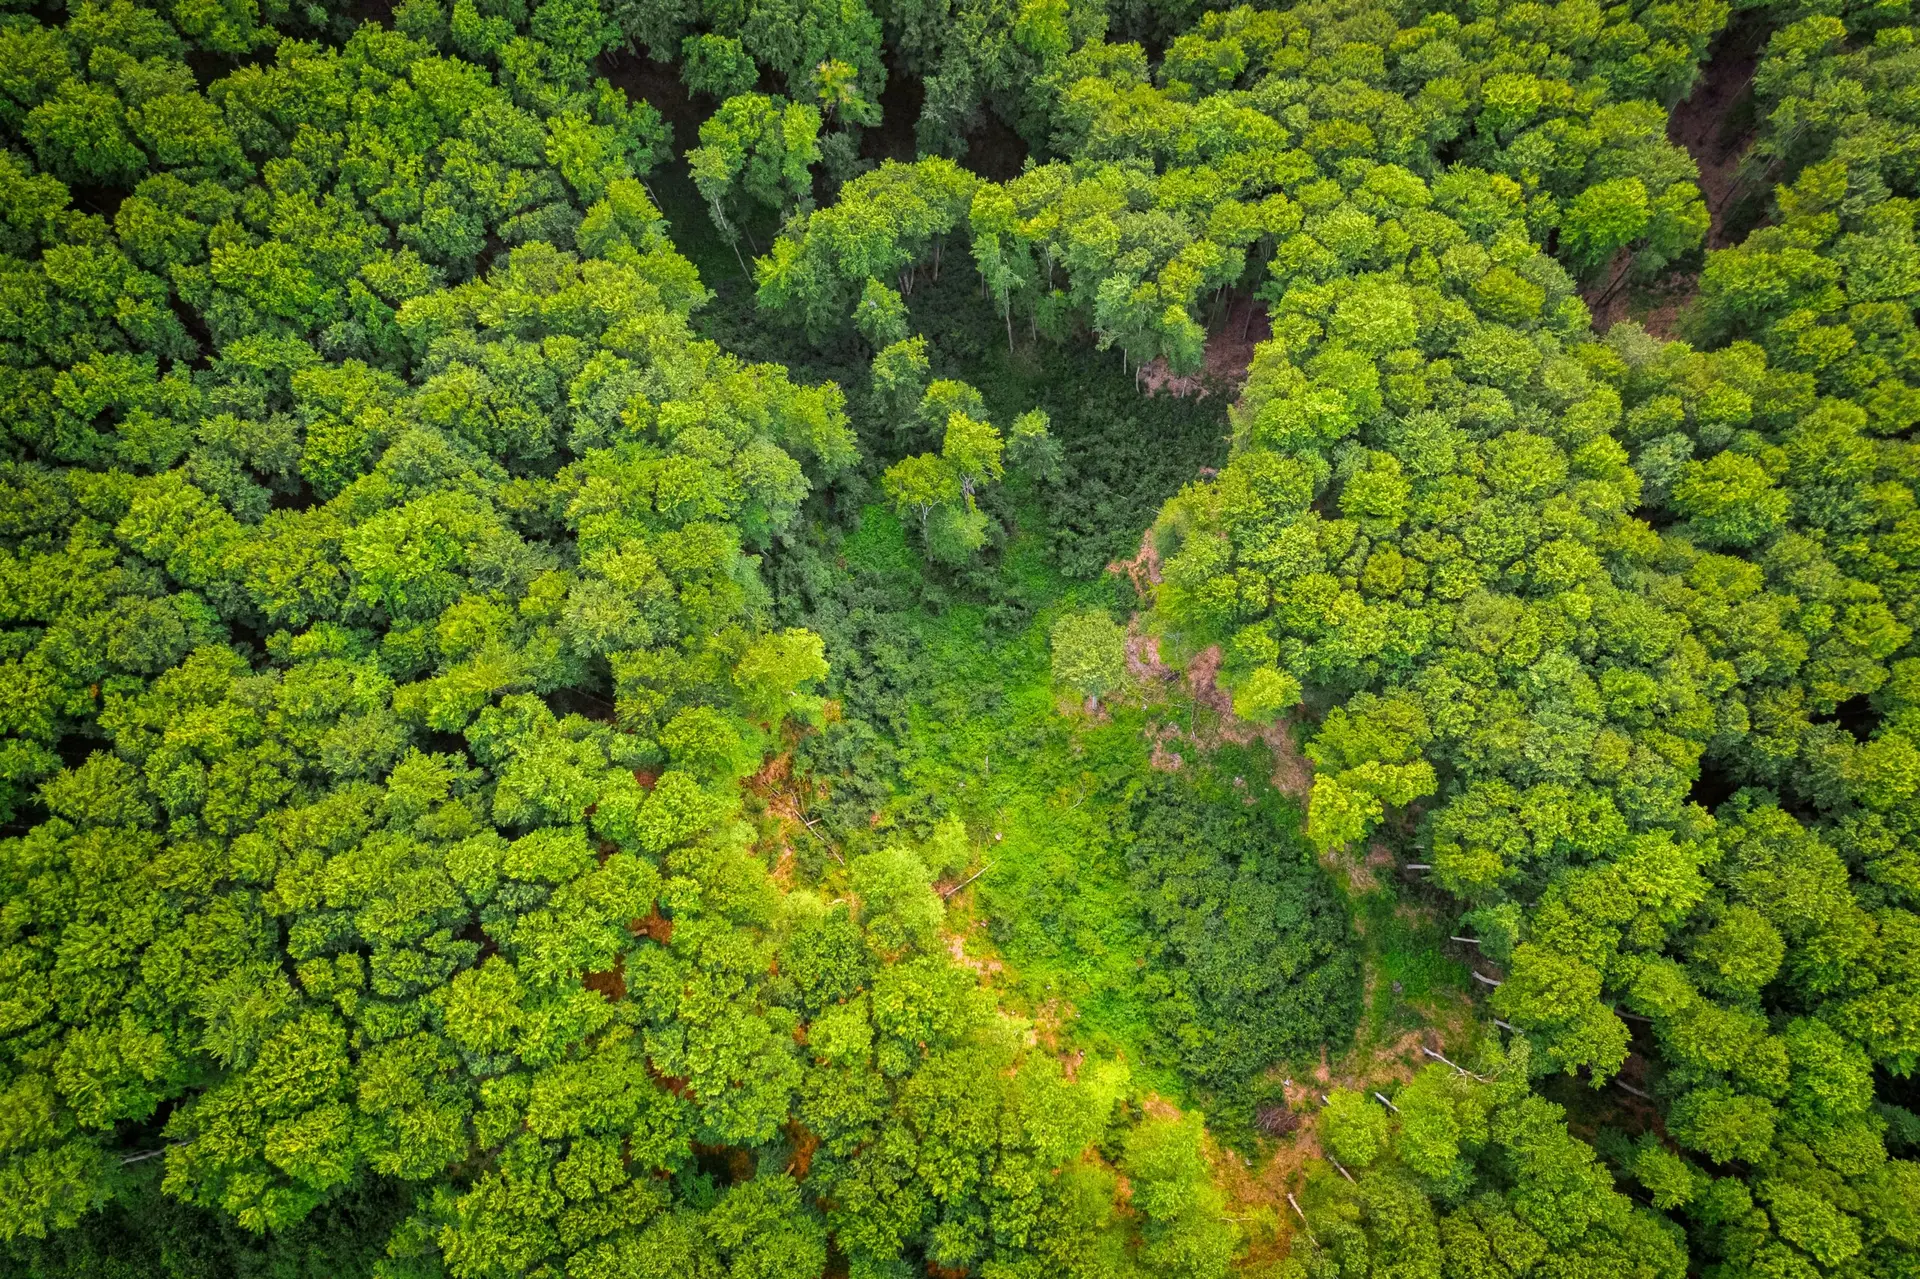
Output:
[
  {"xmin": 681, "ymin": 33, "xmax": 758, "ymax": 99},
  {"xmin": 1050, "ymin": 609, "xmax": 1129, "ymax": 709},
  {"xmin": 688, "ymin": 93, "xmax": 823, "ymax": 251},
  {"xmin": 1323, "ymin": 1089, "xmax": 1389, "ymax": 1167}
]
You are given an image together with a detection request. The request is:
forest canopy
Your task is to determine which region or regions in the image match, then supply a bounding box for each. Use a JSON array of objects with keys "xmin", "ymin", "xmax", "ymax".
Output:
[{"xmin": 0, "ymin": 0, "xmax": 1916, "ymax": 1278}]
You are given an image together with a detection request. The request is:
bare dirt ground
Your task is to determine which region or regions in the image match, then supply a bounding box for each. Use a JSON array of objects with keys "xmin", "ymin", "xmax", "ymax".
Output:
[
  {"xmin": 1135, "ymin": 296, "xmax": 1274, "ymax": 400},
  {"xmin": 945, "ymin": 929, "xmax": 1005, "ymax": 980},
  {"xmin": 1320, "ymin": 842, "xmax": 1390, "ymax": 896},
  {"xmin": 1110, "ymin": 527, "xmax": 1166, "ymax": 599}
]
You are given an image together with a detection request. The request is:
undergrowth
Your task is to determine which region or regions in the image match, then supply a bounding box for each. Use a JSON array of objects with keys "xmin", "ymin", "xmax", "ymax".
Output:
[{"xmin": 654, "ymin": 151, "xmax": 1397, "ymax": 1140}]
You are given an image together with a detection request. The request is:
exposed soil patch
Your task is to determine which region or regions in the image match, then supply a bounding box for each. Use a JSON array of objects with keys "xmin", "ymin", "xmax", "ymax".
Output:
[
  {"xmin": 1027, "ymin": 996, "xmax": 1079, "ymax": 1056},
  {"xmin": 785, "ymin": 1123, "xmax": 821, "ymax": 1178},
  {"xmin": 584, "ymin": 955, "xmax": 626, "ymax": 1001},
  {"xmin": 1266, "ymin": 720, "xmax": 1314, "ymax": 802},
  {"xmin": 1332, "ymin": 1029, "xmax": 1448, "ymax": 1093},
  {"xmin": 768, "ymin": 843, "xmax": 799, "ymax": 891},
  {"xmin": 1322, "ymin": 843, "xmax": 1384, "ymax": 895},
  {"xmin": 1141, "ymin": 1093, "xmax": 1184, "ymax": 1122},
  {"xmin": 1184, "ymin": 645, "xmax": 1237, "ymax": 721},
  {"xmin": 1110, "ymin": 528, "xmax": 1165, "ymax": 599},
  {"xmin": 1208, "ymin": 1123, "xmax": 1312, "ymax": 1263},
  {"xmin": 1147, "ymin": 729, "xmax": 1186, "ymax": 773},
  {"xmin": 744, "ymin": 753, "xmax": 848, "ymax": 870},
  {"xmin": 1128, "ymin": 636, "xmax": 1317, "ymax": 799},
  {"xmin": 1135, "ymin": 296, "xmax": 1272, "ymax": 399},
  {"xmin": 631, "ymin": 907, "xmax": 674, "ymax": 946},
  {"xmin": 745, "ymin": 755, "xmax": 808, "ymax": 827},
  {"xmin": 1587, "ymin": 254, "xmax": 1704, "ymax": 338},
  {"xmin": 946, "ymin": 930, "xmax": 1005, "ymax": 980}
]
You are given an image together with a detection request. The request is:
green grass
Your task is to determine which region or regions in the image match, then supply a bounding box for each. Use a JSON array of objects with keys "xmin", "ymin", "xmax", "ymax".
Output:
[
  {"xmin": 1355, "ymin": 889, "xmax": 1472, "ymax": 1044},
  {"xmin": 800, "ymin": 502, "xmax": 1171, "ymax": 1069}
]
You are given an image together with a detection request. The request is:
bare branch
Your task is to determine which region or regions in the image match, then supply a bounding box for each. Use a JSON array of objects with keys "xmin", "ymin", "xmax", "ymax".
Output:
[{"xmin": 941, "ymin": 861, "xmax": 995, "ymax": 899}]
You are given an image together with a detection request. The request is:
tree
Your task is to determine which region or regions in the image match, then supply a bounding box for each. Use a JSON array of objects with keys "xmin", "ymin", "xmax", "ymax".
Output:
[
  {"xmin": 869, "ymin": 335, "xmax": 930, "ymax": 426},
  {"xmin": 753, "ymin": 157, "xmax": 978, "ymax": 333},
  {"xmin": 880, "ymin": 450, "xmax": 963, "ymax": 550},
  {"xmin": 1667, "ymin": 1086, "xmax": 1779, "ymax": 1165},
  {"xmin": 734, "ymin": 628, "xmax": 830, "ymax": 727},
  {"xmin": 1006, "ymin": 408, "xmax": 1061, "ymax": 483},
  {"xmin": 1670, "ymin": 452, "xmax": 1791, "ymax": 548},
  {"xmin": 1050, "ymin": 610, "xmax": 1129, "ymax": 709},
  {"xmin": 681, "ymin": 33, "xmax": 758, "ymax": 99},
  {"xmin": 878, "ymin": 384, "xmax": 1025, "ymax": 565},
  {"xmin": 854, "ymin": 276, "xmax": 908, "ymax": 349},
  {"xmin": 850, "ymin": 845, "xmax": 944, "ymax": 955},
  {"xmin": 687, "ymin": 93, "xmax": 823, "ymax": 253},
  {"xmin": 1322, "ymin": 1089, "xmax": 1389, "ymax": 1167},
  {"xmin": 1128, "ymin": 766, "xmax": 1361, "ymax": 1112},
  {"xmin": 6, "ymin": 1, "xmax": 1920, "ymax": 1275},
  {"xmin": 1231, "ymin": 667, "xmax": 1301, "ymax": 724},
  {"xmin": 24, "ymin": 81, "xmax": 145, "ymax": 187},
  {"xmin": 1560, "ymin": 177, "xmax": 1652, "ymax": 273},
  {"xmin": 1121, "ymin": 1113, "xmax": 1238, "ymax": 1279}
]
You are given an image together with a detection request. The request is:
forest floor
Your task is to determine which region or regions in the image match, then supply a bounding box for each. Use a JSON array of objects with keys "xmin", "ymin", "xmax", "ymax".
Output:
[{"xmin": 1670, "ymin": 16, "xmax": 1766, "ymax": 251}]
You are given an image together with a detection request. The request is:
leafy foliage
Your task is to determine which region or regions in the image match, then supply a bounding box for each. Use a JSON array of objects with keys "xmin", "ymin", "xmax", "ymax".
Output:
[
  {"xmin": 1289, "ymin": 1041, "xmax": 1693, "ymax": 1279},
  {"xmin": 1119, "ymin": 0, "xmax": 1920, "ymax": 1273},
  {"xmin": 752, "ymin": 0, "xmax": 1714, "ymax": 370},
  {"xmin": 1129, "ymin": 763, "xmax": 1361, "ymax": 1117},
  {"xmin": 0, "ymin": 3, "xmax": 1214, "ymax": 1275},
  {"xmin": 6, "ymin": 0, "xmax": 1920, "ymax": 1276}
]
